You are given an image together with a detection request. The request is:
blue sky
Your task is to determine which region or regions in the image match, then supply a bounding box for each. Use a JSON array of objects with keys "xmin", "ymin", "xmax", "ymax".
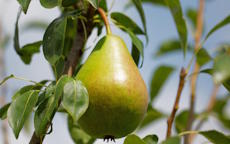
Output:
[{"xmin": 0, "ymin": 0, "xmax": 230, "ymax": 143}]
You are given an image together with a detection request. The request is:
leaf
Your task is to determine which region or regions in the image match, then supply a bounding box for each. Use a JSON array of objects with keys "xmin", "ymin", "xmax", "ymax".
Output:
[
  {"xmin": 0, "ymin": 103, "xmax": 11, "ymax": 120},
  {"xmin": 53, "ymin": 57, "xmax": 65, "ymax": 80},
  {"xmin": 62, "ymin": 0, "xmax": 78, "ymax": 7},
  {"xmin": 164, "ymin": 0, "xmax": 188, "ymax": 56},
  {"xmin": 111, "ymin": 12, "xmax": 145, "ymax": 35},
  {"xmin": 124, "ymin": 134, "xmax": 146, "ymax": 144},
  {"xmin": 143, "ymin": 135, "xmax": 158, "ymax": 144},
  {"xmin": 150, "ymin": 65, "xmax": 174, "ymax": 101},
  {"xmin": 8, "ymin": 90, "xmax": 39, "ymax": 138},
  {"xmin": 40, "ymin": 0, "xmax": 60, "ymax": 8},
  {"xmin": 99, "ymin": 0, "xmax": 107, "ymax": 12},
  {"xmin": 131, "ymin": 44, "xmax": 141, "ymax": 66},
  {"xmin": 14, "ymin": 10, "xmax": 42, "ymax": 64},
  {"xmin": 67, "ymin": 116, "xmax": 95, "ymax": 144},
  {"xmin": 213, "ymin": 54, "xmax": 230, "ymax": 83},
  {"xmin": 23, "ymin": 21, "xmax": 48, "ymax": 31},
  {"xmin": 141, "ymin": 0, "xmax": 166, "ymax": 7},
  {"xmin": 131, "ymin": 0, "xmax": 147, "ymax": 37},
  {"xmin": 20, "ymin": 41, "xmax": 42, "ymax": 64},
  {"xmin": 175, "ymin": 110, "xmax": 189, "ymax": 133},
  {"xmin": 223, "ymin": 79, "xmax": 230, "ymax": 92},
  {"xmin": 155, "ymin": 39, "xmax": 187, "ymax": 57},
  {"xmin": 204, "ymin": 15, "xmax": 230, "ymax": 42},
  {"xmin": 62, "ymin": 79, "xmax": 89, "ymax": 122},
  {"xmin": 86, "ymin": 0, "xmax": 99, "ymax": 8},
  {"xmin": 196, "ymin": 48, "xmax": 212, "ymax": 67},
  {"xmin": 139, "ymin": 105, "xmax": 164, "ymax": 129},
  {"xmin": 162, "ymin": 137, "xmax": 181, "ymax": 144},
  {"xmin": 12, "ymin": 85, "xmax": 35, "ymax": 100},
  {"xmin": 127, "ymin": 30, "xmax": 144, "ymax": 67},
  {"xmin": 186, "ymin": 8, "xmax": 197, "ymax": 30},
  {"xmin": 199, "ymin": 130, "xmax": 230, "ymax": 144},
  {"xmin": 43, "ymin": 16, "xmax": 67, "ymax": 65},
  {"xmin": 34, "ymin": 76, "xmax": 70, "ymax": 136},
  {"xmin": 17, "ymin": 0, "xmax": 32, "ymax": 14}
]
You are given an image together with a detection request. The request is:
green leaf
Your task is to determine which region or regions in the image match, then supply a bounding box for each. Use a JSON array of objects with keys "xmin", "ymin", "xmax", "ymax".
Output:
[
  {"xmin": 23, "ymin": 21, "xmax": 48, "ymax": 31},
  {"xmin": 143, "ymin": 135, "xmax": 158, "ymax": 144},
  {"xmin": 155, "ymin": 39, "xmax": 186, "ymax": 57},
  {"xmin": 12, "ymin": 85, "xmax": 35, "ymax": 100},
  {"xmin": 131, "ymin": 44, "xmax": 141, "ymax": 66},
  {"xmin": 164, "ymin": 0, "xmax": 188, "ymax": 56},
  {"xmin": 127, "ymin": 30, "xmax": 144, "ymax": 67},
  {"xmin": 199, "ymin": 130, "xmax": 230, "ymax": 144},
  {"xmin": 34, "ymin": 76, "xmax": 70, "ymax": 136},
  {"xmin": 53, "ymin": 57, "xmax": 65, "ymax": 80},
  {"xmin": 40, "ymin": 0, "xmax": 60, "ymax": 8},
  {"xmin": 141, "ymin": 0, "xmax": 166, "ymax": 7},
  {"xmin": 124, "ymin": 134, "xmax": 146, "ymax": 144},
  {"xmin": 86, "ymin": 0, "xmax": 99, "ymax": 8},
  {"xmin": 0, "ymin": 103, "xmax": 11, "ymax": 120},
  {"xmin": 186, "ymin": 8, "xmax": 197, "ymax": 30},
  {"xmin": 17, "ymin": 0, "xmax": 32, "ymax": 14},
  {"xmin": 14, "ymin": 10, "xmax": 42, "ymax": 64},
  {"xmin": 62, "ymin": 79, "xmax": 89, "ymax": 122},
  {"xmin": 150, "ymin": 65, "xmax": 174, "ymax": 101},
  {"xmin": 62, "ymin": 0, "xmax": 78, "ymax": 7},
  {"xmin": 213, "ymin": 54, "xmax": 230, "ymax": 83},
  {"xmin": 8, "ymin": 90, "xmax": 39, "ymax": 138},
  {"xmin": 43, "ymin": 16, "xmax": 67, "ymax": 65},
  {"xmin": 20, "ymin": 41, "xmax": 42, "ymax": 64},
  {"xmin": 196, "ymin": 48, "xmax": 212, "ymax": 67},
  {"xmin": 111, "ymin": 12, "xmax": 145, "ymax": 35},
  {"xmin": 99, "ymin": 0, "xmax": 107, "ymax": 12},
  {"xmin": 68, "ymin": 115, "xmax": 95, "ymax": 144},
  {"xmin": 139, "ymin": 105, "xmax": 164, "ymax": 129},
  {"xmin": 223, "ymin": 79, "xmax": 230, "ymax": 92},
  {"xmin": 162, "ymin": 136, "xmax": 181, "ymax": 144},
  {"xmin": 131, "ymin": 0, "xmax": 147, "ymax": 37},
  {"xmin": 204, "ymin": 15, "xmax": 230, "ymax": 42},
  {"xmin": 175, "ymin": 110, "xmax": 189, "ymax": 133}
]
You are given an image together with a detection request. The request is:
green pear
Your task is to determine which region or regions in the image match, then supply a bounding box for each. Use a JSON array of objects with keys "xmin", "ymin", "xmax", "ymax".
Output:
[{"xmin": 76, "ymin": 34, "xmax": 148, "ymax": 139}]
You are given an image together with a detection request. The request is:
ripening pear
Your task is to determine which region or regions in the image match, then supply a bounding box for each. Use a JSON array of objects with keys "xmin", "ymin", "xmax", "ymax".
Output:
[{"xmin": 75, "ymin": 9, "xmax": 148, "ymax": 139}]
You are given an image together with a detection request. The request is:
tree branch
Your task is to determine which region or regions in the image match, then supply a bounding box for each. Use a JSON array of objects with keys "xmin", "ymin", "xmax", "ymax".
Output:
[
  {"xmin": 166, "ymin": 68, "xmax": 187, "ymax": 138},
  {"xmin": 29, "ymin": 5, "xmax": 96, "ymax": 144},
  {"xmin": 185, "ymin": 0, "xmax": 205, "ymax": 143}
]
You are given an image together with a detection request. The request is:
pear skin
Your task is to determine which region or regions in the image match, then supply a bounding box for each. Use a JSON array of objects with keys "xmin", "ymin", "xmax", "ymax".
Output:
[{"xmin": 76, "ymin": 34, "xmax": 148, "ymax": 139}]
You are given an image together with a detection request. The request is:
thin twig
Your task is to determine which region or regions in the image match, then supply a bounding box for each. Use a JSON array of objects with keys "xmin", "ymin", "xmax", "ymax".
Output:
[
  {"xmin": 166, "ymin": 68, "xmax": 187, "ymax": 138},
  {"xmin": 0, "ymin": 22, "xmax": 9, "ymax": 144},
  {"xmin": 29, "ymin": 5, "xmax": 96, "ymax": 144},
  {"xmin": 185, "ymin": 0, "xmax": 205, "ymax": 143},
  {"xmin": 189, "ymin": 85, "xmax": 219, "ymax": 143}
]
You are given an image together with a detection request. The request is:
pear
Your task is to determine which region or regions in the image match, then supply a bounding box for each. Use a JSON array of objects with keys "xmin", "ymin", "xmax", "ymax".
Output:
[{"xmin": 76, "ymin": 34, "xmax": 148, "ymax": 139}]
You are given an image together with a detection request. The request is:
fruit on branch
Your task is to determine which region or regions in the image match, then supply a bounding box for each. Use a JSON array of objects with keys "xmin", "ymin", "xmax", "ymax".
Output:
[{"xmin": 76, "ymin": 34, "xmax": 148, "ymax": 139}]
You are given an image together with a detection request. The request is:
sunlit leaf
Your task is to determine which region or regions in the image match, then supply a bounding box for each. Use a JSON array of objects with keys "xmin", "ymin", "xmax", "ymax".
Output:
[
  {"xmin": 8, "ymin": 90, "xmax": 39, "ymax": 138},
  {"xmin": 62, "ymin": 79, "xmax": 89, "ymax": 122},
  {"xmin": 162, "ymin": 136, "xmax": 181, "ymax": 144}
]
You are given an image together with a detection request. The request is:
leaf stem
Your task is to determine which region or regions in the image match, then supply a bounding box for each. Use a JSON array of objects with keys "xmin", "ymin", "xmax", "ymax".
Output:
[
  {"xmin": 166, "ymin": 68, "xmax": 187, "ymax": 138},
  {"xmin": 98, "ymin": 8, "xmax": 111, "ymax": 34}
]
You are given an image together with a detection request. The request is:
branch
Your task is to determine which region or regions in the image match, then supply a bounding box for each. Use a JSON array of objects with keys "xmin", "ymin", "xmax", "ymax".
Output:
[
  {"xmin": 185, "ymin": 0, "xmax": 205, "ymax": 143},
  {"xmin": 166, "ymin": 68, "xmax": 187, "ymax": 138},
  {"xmin": 188, "ymin": 85, "xmax": 219, "ymax": 143},
  {"xmin": 29, "ymin": 5, "xmax": 96, "ymax": 144}
]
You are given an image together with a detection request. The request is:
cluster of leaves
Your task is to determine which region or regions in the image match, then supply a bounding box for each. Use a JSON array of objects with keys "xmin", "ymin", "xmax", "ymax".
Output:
[{"xmin": 0, "ymin": 0, "xmax": 230, "ymax": 144}]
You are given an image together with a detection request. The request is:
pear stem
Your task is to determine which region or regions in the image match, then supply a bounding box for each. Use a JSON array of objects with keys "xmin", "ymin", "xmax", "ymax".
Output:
[{"xmin": 98, "ymin": 8, "xmax": 111, "ymax": 34}]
